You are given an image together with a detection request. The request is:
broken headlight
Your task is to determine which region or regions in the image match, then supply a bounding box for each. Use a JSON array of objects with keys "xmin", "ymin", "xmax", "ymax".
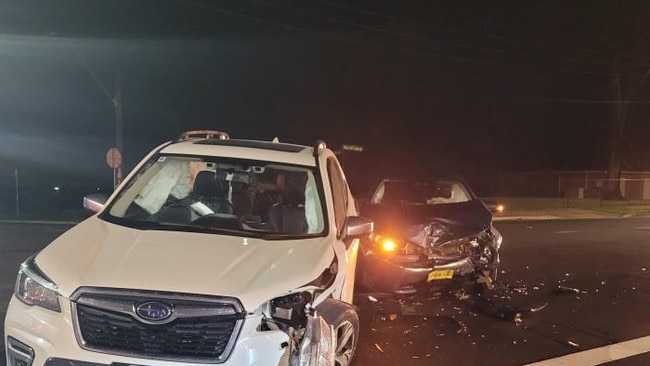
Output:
[
  {"xmin": 268, "ymin": 292, "xmax": 312, "ymax": 330},
  {"xmin": 370, "ymin": 233, "xmax": 423, "ymax": 255},
  {"xmin": 15, "ymin": 256, "xmax": 61, "ymax": 312}
]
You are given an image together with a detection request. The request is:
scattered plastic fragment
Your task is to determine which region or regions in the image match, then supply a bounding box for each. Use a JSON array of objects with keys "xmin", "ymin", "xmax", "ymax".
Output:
[
  {"xmin": 567, "ymin": 340, "xmax": 580, "ymax": 348},
  {"xmin": 511, "ymin": 286, "xmax": 528, "ymax": 294},
  {"xmin": 642, "ymin": 267, "xmax": 647, "ymax": 272},
  {"xmin": 530, "ymin": 303, "xmax": 549, "ymax": 312},
  {"xmin": 374, "ymin": 343, "xmax": 384, "ymax": 353},
  {"xmin": 368, "ymin": 295, "xmax": 378, "ymax": 303},
  {"xmin": 389, "ymin": 314, "xmax": 398, "ymax": 321},
  {"xmin": 600, "ymin": 281, "xmax": 606, "ymax": 285},
  {"xmin": 453, "ymin": 319, "xmax": 469, "ymax": 335},
  {"xmin": 554, "ymin": 285, "xmax": 580, "ymax": 294},
  {"xmin": 454, "ymin": 289, "xmax": 470, "ymax": 300},
  {"xmin": 412, "ymin": 356, "xmax": 419, "ymax": 359}
]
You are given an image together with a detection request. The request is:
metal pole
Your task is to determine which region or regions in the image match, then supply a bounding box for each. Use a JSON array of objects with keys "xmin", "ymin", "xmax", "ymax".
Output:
[
  {"xmin": 115, "ymin": 75, "xmax": 123, "ymax": 186},
  {"xmin": 14, "ymin": 168, "xmax": 19, "ymax": 216}
]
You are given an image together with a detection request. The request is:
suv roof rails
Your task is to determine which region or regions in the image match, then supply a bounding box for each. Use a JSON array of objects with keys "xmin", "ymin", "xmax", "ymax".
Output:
[
  {"xmin": 313, "ymin": 140, "xmax": 327, "ymax": 157},
  {"xmin": 175, "ymin": 130, "xmax": 230, "ymax": 142}
]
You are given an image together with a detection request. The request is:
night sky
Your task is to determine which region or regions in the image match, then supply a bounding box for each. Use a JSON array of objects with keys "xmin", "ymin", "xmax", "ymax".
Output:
[{"xmin": 1, "ymin": 0, "xmax": 649, "ymax": 195}]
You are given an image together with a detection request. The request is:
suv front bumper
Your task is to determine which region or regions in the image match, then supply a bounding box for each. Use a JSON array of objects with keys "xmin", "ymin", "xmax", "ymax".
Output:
[{"xmin": 5, "ymin": 297, "xmax": 290, "ymax": 366}]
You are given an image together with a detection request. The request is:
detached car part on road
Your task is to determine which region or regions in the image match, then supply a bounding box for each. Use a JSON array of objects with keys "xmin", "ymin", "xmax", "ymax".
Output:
[
  {"xmin": 4, "ymin": 130, "xmax": 373, "ymax": 366},
  {"xmin": 356, "ymin": 178, "xmax": 502, "ymax": 294}
]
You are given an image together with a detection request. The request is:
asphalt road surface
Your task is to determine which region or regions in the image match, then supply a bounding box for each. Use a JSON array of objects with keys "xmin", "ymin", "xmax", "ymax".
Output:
[{"xmin": 1, "ymin": 218, "xmax": 650, "ymax": 366}]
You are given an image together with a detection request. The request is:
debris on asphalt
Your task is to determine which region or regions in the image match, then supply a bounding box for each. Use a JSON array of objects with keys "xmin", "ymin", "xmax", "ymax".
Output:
[
  {"xmin": 530, "ymin": 302, "xmax": 549, "ymax": 312},
  {"xmin": 368, "ymin": 295, "xmax": 378, "ymax": 303},
  {"xmin": 454, "ymin": 319, "xmax": 469, "ymax": 335},
  {"xmin": 453, "ymin": 288, "xmax": 471, "ymax": 300},
  {"xmin": 567, "ymin": 340, "xmax": 580, "ymax": 348},
  {"xmin": 554, "ymin": 285, "xmax": 580, "ymax": 294},
  {"xmin": 374, "ymin": 343, "xmax": 384, "ymax": 353}
]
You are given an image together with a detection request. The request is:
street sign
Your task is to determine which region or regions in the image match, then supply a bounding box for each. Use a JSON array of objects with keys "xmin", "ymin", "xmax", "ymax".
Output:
[{"xmin": 106, "ymin": 147, "xmax": 122, "ymax": 169}]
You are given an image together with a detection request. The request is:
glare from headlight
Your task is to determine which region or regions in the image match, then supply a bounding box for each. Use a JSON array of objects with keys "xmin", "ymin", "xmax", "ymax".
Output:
[
  {"xmin": 15, "ymin": 257, "xmax": 61, "ymax": 312},
  {"xmin": 379, "ymin": 239, "xmax": 398, "ymax": 252},
  {"xmin": 371, "ymin": 233, "xmax": 400, "ymax": 253}
]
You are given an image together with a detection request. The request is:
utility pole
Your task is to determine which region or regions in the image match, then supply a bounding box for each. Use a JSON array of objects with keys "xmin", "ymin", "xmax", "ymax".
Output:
[
  {"xmin": 66, "ymin": 38, "xmax": 124, "ymax": 189},
  {"xmin": 14, "ymin": 168, "xmax": 19, "ymax": 216}
]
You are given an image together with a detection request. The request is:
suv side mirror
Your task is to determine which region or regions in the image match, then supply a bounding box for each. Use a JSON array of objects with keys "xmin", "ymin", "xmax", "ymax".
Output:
[
  {"xmin": 345, "ymin": 216, "xmax": 374, "ymax": 238},
  {"xmin": 83, "ymin": 193, "xmax": 108, "ymax": 213}
]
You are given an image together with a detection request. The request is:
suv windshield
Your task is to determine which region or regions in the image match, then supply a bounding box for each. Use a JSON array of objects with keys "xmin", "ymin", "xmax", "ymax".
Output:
[
  {"xmin": 103, "ymin": 154, "xmax": 326, "ymax": 237},
  {"xmin": 371, "ymin": 179, "xmax": 472, "ymax": 205}
]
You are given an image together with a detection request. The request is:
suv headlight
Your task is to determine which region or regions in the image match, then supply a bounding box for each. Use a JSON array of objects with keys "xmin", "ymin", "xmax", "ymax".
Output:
[{"xmin": 14, "ymin": 256, "xmax": 61, "ymax": 312}]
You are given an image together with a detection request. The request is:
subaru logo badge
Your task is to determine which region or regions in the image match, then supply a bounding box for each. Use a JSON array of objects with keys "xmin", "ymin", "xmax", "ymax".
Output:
[{"xmin": 135, "ymin": 301, "xmax": 173, "ymax": 322}]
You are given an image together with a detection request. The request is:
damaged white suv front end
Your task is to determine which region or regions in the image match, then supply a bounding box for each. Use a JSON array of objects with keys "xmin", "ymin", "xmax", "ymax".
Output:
[{"xmin": 4, "ymin": 131, "xmax": 372, "ymax": 366}]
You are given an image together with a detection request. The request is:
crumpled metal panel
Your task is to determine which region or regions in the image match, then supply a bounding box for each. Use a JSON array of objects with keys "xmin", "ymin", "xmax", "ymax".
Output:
[{"xmin": 293, "ymin": 316, "xmax": 335, "ymax": 366}]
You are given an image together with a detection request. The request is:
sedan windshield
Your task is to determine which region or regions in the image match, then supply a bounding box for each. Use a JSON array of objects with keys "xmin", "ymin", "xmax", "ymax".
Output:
[
  {"xmin": 103, "ymin": 154, "xmax": 326, "ymax": 237},
  {"xmin": 371, "ymin": 179, "xmax": 472, "ymax": 205}
]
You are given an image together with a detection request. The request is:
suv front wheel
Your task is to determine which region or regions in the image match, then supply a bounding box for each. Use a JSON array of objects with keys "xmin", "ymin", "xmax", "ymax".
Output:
[{"xmin": 316, "ymin": 299, "xmax": 360, "ymax": 366}]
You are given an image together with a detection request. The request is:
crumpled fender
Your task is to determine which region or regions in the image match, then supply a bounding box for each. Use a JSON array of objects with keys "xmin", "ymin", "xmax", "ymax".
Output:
[{"xmin": 290, "ymin": 315, "xmax": 335, "ymax": 366}]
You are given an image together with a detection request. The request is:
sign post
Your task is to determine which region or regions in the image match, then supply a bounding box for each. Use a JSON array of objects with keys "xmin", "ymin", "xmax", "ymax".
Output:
[{"xmin": 106, "ymin": 147, "xmax": 122, "ymax": 189}]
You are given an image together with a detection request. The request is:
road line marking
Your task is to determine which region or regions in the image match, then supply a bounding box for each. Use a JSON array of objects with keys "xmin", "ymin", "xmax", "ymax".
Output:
[
  {"xmin": 522, "ymin": 335, "xmax": 650, "ymax": 366},
  {"xmin": 555, "ymin": 230, "xmax": 578, "ymax": 234}
]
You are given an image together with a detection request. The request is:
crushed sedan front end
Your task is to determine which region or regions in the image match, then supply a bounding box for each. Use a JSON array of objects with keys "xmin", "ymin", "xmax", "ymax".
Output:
[{"xmin": 357, "ymin": 178, "xmax": 503, "ymax": 294}]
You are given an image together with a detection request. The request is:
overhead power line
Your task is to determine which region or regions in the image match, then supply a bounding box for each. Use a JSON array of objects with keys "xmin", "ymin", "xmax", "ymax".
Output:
[
  {"xmin": 246, "ymin": 0, "xmax": 612, "ymax": 66},
  {"xmin": 174, "ymin": 0, "xmax": 636, "ymax": 76},
  {"xmin": 65, "ymin": 38, "xmax": 116, "ymax": 105},
  {"xmin": 543, "ymin": 97, "xmax": 650, "ymax": 104},
  {"xmin": 313, "ymin": 0, "xmax": 605, "ymax": 57}
]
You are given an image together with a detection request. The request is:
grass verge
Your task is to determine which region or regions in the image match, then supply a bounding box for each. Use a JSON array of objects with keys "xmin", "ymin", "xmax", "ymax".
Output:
[{"xmin": 489, "ymin": 197, "xmax": 650, "ymax": 217}]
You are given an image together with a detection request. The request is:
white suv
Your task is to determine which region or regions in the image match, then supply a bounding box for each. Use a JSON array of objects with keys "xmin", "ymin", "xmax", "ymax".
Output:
[{"xmin": 4, "ymin": 131, "xmax": 372, "ymax": 366}]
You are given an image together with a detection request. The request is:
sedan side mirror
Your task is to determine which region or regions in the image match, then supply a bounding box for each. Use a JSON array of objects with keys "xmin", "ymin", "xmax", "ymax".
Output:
[{"xmin": 482, "ymin": 200, "xmax": 505, "ymax": 214}]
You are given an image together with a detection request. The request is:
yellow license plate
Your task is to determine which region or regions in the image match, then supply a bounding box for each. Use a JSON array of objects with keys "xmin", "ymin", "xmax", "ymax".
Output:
[{"xmin": 427, "ymin": 269, "xmax": 454, "ymax": 281}]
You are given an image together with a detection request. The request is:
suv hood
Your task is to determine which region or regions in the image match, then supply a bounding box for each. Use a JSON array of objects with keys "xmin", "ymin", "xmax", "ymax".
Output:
[{"xmin": 36, "ymin": 217, "xmax": 334, "ymax": 310}]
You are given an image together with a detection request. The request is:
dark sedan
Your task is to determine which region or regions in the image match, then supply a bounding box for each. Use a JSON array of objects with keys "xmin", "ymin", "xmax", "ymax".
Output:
[{"xmin": 356, "ymin": 178, "xmax": 502, "ymax": 294}]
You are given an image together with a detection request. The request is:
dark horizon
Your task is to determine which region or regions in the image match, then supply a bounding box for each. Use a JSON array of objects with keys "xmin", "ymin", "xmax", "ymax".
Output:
[{"xmin": 1, "ymin": 1, "xmax": 648, "ymax": 196}]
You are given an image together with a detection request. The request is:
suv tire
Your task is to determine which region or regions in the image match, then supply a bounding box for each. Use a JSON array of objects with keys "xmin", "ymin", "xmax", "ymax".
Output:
[{"xmin": 317, "ymin": 298, "xmax": 360, "ymax": 366}]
